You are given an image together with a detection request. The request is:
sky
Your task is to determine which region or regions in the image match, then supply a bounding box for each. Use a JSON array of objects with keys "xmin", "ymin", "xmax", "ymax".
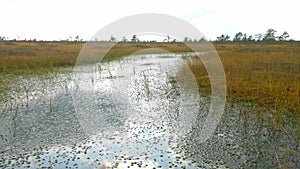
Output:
[{"xmin": 0, "ymin": 0, "xmax": 299, "ymax": 41}]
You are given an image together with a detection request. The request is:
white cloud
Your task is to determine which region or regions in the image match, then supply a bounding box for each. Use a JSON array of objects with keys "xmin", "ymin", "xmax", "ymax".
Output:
[{"xmin": 0, "ymin": 0, "xmax": 298, "ymax": 40}]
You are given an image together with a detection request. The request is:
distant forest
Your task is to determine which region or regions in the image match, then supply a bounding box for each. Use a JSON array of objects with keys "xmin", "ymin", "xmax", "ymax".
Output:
[{"xmin": 0, "ymin": 28, "xmax": 298, "ymax": 43}]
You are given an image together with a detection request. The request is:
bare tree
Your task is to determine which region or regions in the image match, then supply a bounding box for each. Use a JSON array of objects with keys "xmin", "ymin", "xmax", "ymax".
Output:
[
  {"xmin": 75, "ymin": 35, "xmax": 80, "ymax": 42},
  {"xmin": 0, "ymin": 36, "xmax": 6, "ymax": 41},
  {"xmin": 233, "ymin": 32, "xmax": 243, "ymax": 42},
  {"xmin": 216, "ymin": 34, "xmax": 230, "ymax": 42},
  {"xmin": 263, "ymin": 29, "xmax": 277, "ymax": 41},
  {"xmin": 278, "ymin": 31, "xmax": 290, "ymax": 41},
  {"xmin": 131, "ymin": 35, "xmax": 139, "ymax": 42},
  {"xmin": 109, "ymin": 35, "xmax": 116, "ymax": 42},
  {"xmin": 122, "ymin": 37, "xmax": 127, "ymax": 42},
  {"xmin": 255, "ymin": 33, "xmax": 263, "ymax": 41}
]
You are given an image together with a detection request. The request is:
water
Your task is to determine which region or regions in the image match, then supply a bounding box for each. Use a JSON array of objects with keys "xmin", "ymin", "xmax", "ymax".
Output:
[{"xmin": 0, "ymin": 53, "xmax": 299, "ymax": 168}]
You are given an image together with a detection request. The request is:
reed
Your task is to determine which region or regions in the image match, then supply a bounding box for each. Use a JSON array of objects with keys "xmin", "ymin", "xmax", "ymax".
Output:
[{"xmin": 188, "ymin": 43, "xmax": 300, "ymax": 131}]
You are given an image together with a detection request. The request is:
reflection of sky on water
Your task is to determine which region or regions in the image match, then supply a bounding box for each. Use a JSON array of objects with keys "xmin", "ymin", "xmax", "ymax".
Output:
[
  {"xmin": 72, "ymin": 53, "xmax": 201, "ymax": 168},
  {"xmin": 13, "ymin": 132, "xmax": 195, "ymax": 169},
  {"xmin": 0, "ymin": 52, "xmax": 201, "ymax": 168}
]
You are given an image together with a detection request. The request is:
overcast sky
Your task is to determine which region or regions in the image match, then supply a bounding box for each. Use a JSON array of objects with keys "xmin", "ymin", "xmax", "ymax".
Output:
[{"xmin": 0, "ymin": 0, "xmax": 299, "ymax": 41}]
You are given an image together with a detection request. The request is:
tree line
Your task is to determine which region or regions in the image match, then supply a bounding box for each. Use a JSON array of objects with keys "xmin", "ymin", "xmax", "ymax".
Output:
[
  {"xmin": 0, "ymin": 29, "xmax": 296, "ymax": 43},
  {"xmin": 106, "ymin": 29, "xmax": 294, "ymax": 43},
  {"xmin": 214, "ymin": 29, "xmax": 292, "ymax": 43}
]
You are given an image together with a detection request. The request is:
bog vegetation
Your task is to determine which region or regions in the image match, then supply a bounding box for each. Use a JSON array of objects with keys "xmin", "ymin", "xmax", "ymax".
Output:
[{"xmin": 0, "ymin": 29, "xmax": 299, "ymax": 132}]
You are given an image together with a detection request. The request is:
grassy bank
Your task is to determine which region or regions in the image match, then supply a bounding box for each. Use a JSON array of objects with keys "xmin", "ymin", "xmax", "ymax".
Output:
[
  {"xmin": 189, "ymin": 44, "xmax": 300, "ymax": 131},
  {"xmin": 0, "ymin": 41, "xmax": 195, "ymax": 73},
  {"xmin": 0, "ymin": 41, "xmax": 82, "ymax": 74}
]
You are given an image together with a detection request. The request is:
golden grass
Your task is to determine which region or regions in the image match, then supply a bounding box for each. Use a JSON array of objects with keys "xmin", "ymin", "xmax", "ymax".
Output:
[
  {"xmin": 0, "ymin": 41, "xmax": 81, "ymax": 73},
  {"xmin": 0, "ymin": 42, "xmax": 196, "ymax": 73},
  {"xmin": 188, "ymin": 44, "xmax": 300, "ymax": 131},
  {"xmin": 217, "ymin": 44, "xmax": 299, "ymax": 113}
]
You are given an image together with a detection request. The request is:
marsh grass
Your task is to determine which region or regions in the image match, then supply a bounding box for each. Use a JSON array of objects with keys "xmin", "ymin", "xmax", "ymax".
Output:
[
  {"xmin": 0, "ymin": 42, "xmax": 196, "ymax": 73},
  {"xmin": 0, "ymin": 42, "xmax": 81, "ymax": 74},
  {"xmin": 188, "ymin": 44, "xmax": 300, "ymax": 132}
]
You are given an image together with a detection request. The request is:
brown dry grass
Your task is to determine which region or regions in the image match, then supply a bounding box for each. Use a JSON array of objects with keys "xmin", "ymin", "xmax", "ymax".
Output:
[
  {"xmin": 188, "ymin": 43, "xmax": 300, "ymax": 131},
  {"xmin": 0, "ymin": 42, "xmax": 199, "ymax": 73}
]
